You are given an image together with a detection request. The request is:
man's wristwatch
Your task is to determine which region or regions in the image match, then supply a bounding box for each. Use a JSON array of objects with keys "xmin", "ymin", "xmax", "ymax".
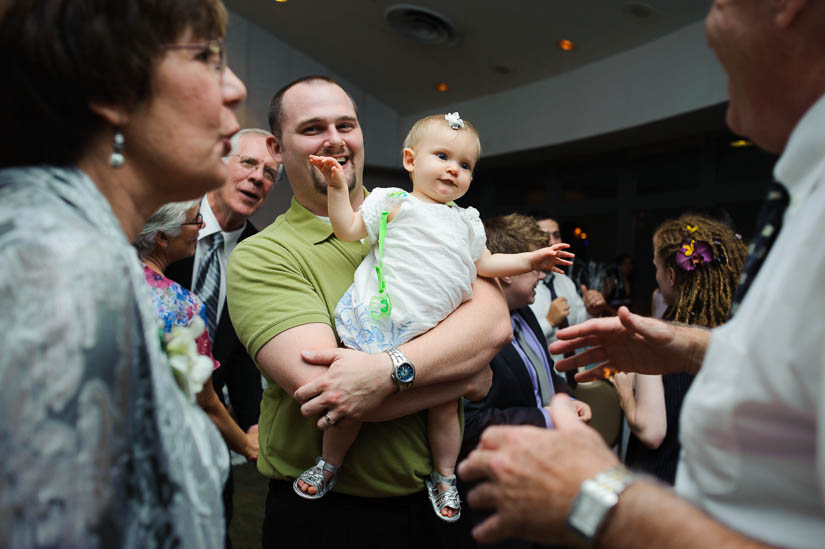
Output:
[
  {"xmin": 386, "ymin": 347, "xmax": 415, "ymax": 391},
  {"xmin": 568, "ymin": 466, "xmax": 636, "ymax": 545}
]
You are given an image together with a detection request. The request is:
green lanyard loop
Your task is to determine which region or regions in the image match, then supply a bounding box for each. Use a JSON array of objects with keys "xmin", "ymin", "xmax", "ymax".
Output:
[{"xmin": 369, "ymin": 210, "xmax": 392, "ymax": 319}]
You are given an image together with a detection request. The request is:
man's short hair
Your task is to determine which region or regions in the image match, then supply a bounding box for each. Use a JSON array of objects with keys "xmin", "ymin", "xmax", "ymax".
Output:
[
  {"xmin": 267, "ymin": 76, "xmax": 358, "ymax": 139},
  {"xmin": 484, "ymin": 213, "xmax": 547, "ymax": 255},
  {"xmin": 402, "ymin": 114, "xmax": 482, "ymax": 157}
]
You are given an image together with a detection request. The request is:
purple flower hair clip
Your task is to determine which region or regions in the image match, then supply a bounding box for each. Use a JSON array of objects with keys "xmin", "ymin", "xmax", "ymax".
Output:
[{"xmin": 677, "ymin": 239, "xmax": 714, "ymax": 271}]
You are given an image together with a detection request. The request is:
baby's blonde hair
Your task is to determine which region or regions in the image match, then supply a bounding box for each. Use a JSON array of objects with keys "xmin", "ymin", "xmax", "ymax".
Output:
[{"xmin": 402, "ymin": 114, "xmax": 482, "ymax": 158}]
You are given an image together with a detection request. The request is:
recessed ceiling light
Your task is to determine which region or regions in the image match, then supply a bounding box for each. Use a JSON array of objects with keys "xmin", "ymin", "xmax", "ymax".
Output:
[
  {"xmin": 436, "ymin": 82, "xmax": 449, "ymax": 92},
  {"xmin": 275, "ymin": 0, "xmax": 287, "ymax": 3},
  {"xmin": 557, "ymin": 39, "xmax": 575, "ymax": 52}
]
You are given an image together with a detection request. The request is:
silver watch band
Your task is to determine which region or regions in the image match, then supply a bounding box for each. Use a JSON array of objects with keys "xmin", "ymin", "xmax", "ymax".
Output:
[
  {"xmin": 386, "ymin": 347, "xmax": 414, "ymax": 390},
  {"xmin": 568, "ymin": 466, "xmax": 635, "ymax": 545}
]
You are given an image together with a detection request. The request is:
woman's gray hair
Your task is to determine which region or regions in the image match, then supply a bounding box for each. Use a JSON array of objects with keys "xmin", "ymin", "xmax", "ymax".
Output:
[{"xmin": 134, "ymin": 198, "xmax": 201, "ymax": 260}]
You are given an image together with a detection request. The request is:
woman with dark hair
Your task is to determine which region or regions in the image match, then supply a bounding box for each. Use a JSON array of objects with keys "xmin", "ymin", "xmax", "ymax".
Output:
[
  {"xmin": 615, "ymin": 214, "xmax": 746, "ymax": 484},
  {"xmin": 0, "ymin": 1, "xmax": 246, "ymax": 546}
]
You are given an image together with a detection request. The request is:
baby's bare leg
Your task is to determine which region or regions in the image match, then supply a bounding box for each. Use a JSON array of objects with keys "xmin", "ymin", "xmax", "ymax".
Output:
[
  {"xmin": 428, "ymin": 399, "xmax": 461, "ymax": 517},
  {"xmin": 297, "ymin": 418, "xmax": 361, "ymax": 495}
]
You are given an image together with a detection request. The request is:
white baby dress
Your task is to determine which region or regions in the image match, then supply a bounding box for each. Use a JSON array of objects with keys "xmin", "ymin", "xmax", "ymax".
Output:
[{"xmin": 334, "ymin": 187, "xmax": 486, "ymax": 353}]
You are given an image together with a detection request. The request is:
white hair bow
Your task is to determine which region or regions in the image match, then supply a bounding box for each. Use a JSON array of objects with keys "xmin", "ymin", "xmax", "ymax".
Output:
[{"xmin": 445, "ymin": 112, "xmax": 464, "ymax": 129}]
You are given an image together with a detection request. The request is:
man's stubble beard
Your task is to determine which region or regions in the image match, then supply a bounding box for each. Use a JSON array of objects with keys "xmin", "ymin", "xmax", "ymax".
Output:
[{"xmin": 312, "ymin": 168, "xmax": 358, "ymax": 196}]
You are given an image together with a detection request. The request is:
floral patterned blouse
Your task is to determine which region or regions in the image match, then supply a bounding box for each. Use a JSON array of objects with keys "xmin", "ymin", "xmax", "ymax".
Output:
[{"xmin": 143, "ymin": 264, "xmax": 220, "ymax": 370}]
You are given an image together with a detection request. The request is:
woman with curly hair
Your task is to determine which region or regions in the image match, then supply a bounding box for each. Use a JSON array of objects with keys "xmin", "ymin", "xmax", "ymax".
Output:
[{"xmin": 615, "ymin": 213, "xmax": 746, "ymax": 484}]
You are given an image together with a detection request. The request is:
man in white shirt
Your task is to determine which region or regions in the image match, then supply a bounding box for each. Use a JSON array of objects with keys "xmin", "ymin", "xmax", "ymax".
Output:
[
  {"xmin": 459, "ymin": 1, "xmax": 825, "ymax": 547},
  {"xmin": 170, "ymin": 128, "xmax": 278, "ymax": 433},
  {"xmin": 529, "ymin": 217, "xmax": 606, "ymax": 366}
]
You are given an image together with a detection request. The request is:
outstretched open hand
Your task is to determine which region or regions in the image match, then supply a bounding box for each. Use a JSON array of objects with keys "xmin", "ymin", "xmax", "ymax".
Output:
[
  {"xmin": 549, "ymin": 306, "xmax": 708, "ymax": 381},
  {"xmin": 529, "ymin": 243, "xmax": 574, "ymax": 274},
  {"xmin": 308, "ymin": 154, "xmax": 347, "ymax": 190}
]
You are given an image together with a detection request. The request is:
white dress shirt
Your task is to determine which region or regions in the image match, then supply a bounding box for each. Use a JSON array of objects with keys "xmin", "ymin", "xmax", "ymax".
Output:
[
  {"xmin": 676, "ymin": 92, "xmax": 825, "ymax": 547},
  {"xmin": 529, "ymin": 272, "xmax": 591, "ymax": 364}
]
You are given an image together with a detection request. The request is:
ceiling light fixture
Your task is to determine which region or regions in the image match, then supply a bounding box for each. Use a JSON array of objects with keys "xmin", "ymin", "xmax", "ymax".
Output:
[
  {"xmin": 557, "ymin": 39, "xmax": 575, "ymax": 52},
  {"xmin": 436, "ymin": 82, "xmax": 449, "ymax": 92},
  {"xmin": 730, "ymin": 139, "xmax": 752, "ymax": 148}
]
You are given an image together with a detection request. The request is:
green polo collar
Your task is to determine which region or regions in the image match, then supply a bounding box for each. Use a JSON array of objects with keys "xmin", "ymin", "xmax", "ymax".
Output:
[{"xmin": 285, "ymin": 189, "xmax": 370, "ymax": 245}]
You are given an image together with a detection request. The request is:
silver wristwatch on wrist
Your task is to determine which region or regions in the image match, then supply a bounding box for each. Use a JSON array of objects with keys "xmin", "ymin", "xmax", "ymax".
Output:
[
  {"xmin": 386, "ymin": 347, "xmax": 415, "ymax": 391},
  {"xmin": 568, "ymin": 466, "xmax": 636, "ymax": 545}
]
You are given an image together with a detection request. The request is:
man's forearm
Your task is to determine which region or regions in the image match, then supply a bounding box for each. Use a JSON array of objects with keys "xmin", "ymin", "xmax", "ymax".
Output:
[
  {"xmin": 398, "ymin": 276, "xmax": 511, "ymax": 387},
  {"xmin": 283, "ymin": 278, "xmax": 509, "ymax": 425},
  {"xmin": 598, "ymin": 480, "xmax": 771, "ymax": 549},
  {"xmin": 359, "ymin": 277, "xmax": 507, "ymax": 421},
  {"xmin": 361, "ymin": 368, "xmax": 488, "ymax": 422},
  {"xmin": 674, "ymin": 324, "xmax": 710, "ymax": 376}
]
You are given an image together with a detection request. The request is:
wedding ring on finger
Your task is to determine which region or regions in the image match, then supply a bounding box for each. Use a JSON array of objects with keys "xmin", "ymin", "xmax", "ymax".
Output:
[{"xmin": 324, "ymin": 413, "xmax": 337, "ymax": 426}]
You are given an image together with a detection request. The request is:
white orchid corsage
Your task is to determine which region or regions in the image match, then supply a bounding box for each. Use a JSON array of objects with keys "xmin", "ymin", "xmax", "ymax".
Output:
[
  {"xmin": 445, "ymin": 112, "xmax": 464, "ymax": 129},
  {"xmin": 162, "ymin": 316, "xmax": 213, "ymax": 403}
]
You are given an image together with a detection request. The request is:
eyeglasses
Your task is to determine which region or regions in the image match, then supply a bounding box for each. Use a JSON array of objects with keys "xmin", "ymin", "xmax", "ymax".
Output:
[
  {"xmin": 229, "ymin": 154, "xmax": 279, "ymax": 184},
  {"xmin": 165, "ymin": 37, "xmax": 226, "ymax": 76},
  {"xmin": 181, "ymin": 213, "xmax": 203, "ymax": 226}
]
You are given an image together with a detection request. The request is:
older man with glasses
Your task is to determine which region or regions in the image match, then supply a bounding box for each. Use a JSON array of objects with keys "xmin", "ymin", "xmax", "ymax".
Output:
[{"xmin": 166, "ymin": 127, "xmax": 279, "ymax": 546}]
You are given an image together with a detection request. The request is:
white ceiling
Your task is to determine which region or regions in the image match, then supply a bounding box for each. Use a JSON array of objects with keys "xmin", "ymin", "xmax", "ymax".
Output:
[{"xmin": 224, "ymin": 0, "xmax": 710, "ymax": 115}]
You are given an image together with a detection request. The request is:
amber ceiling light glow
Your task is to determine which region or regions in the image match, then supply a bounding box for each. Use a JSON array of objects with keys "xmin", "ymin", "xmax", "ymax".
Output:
[
  {"xmin": 436, "ymin": 82, "xmax": 449, "ymax": 92},
  {"xmin": 557, "ymin": 39, "xmax": 575, "ymax": 52}
]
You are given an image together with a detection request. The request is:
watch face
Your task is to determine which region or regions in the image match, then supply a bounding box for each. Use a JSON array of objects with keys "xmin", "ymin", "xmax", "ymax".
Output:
[{"xmin": 395, "ymin": 363, "xmax": 415, "ymax": 383}]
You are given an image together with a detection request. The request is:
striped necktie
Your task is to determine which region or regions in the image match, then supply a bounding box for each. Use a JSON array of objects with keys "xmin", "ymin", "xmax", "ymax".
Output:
[
  {"xmin": 193, "ymin": 232, "xmax": 224, "ymax": 339},
  {"xmin": 729, "ymin": 183, "xmax": 790, "ymax": 318},
  {"xmin": 513, "ymin": 321, "xmax": 555, "ymax": 406}
]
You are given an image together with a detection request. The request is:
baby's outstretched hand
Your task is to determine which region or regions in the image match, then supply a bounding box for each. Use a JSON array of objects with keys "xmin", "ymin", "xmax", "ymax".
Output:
[
  {"xmin": 308, "ymin": 154, "xmax": 347, "ymax": 190},
  {"xmin": 530, "ymin": 243, "xmax": 574, "ymax": 274}
]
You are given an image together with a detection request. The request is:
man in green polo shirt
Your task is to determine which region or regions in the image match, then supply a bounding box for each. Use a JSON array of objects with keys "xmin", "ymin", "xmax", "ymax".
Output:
[{"xmin": 226, "ymin": 76, "xmax": 511, "ymax": 547}]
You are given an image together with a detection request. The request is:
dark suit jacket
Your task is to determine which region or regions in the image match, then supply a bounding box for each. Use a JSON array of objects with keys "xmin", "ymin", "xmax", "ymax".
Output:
[
  {"xmin": 166, "ymin": 222, "xmax": 262, "ymax": 431},
  {"xmin": 461, "ymin": 307, "xmax": 571, "ymax": 458}
]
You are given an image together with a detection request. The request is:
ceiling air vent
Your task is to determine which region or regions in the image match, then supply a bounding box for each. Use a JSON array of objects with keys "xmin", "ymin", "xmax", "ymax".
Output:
[
  {"xmin": 385, "ymin": 4, "xmax": 458, "ymax": 47},
  {"xmin": 623, "ymin": 2, "xmax": 656, "ymax": 20}
]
